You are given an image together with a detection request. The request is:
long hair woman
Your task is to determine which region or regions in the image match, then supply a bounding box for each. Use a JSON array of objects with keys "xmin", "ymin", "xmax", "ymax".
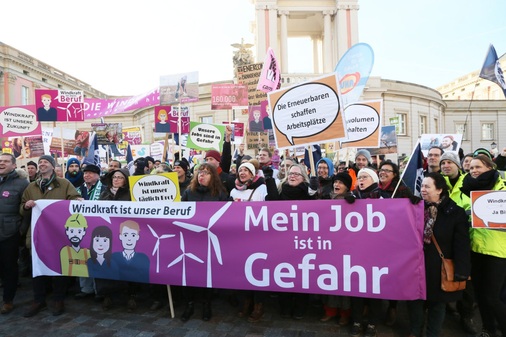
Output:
[{"xmin": 460, "ymin": 154, "xmax": 506, "ymax": 337}]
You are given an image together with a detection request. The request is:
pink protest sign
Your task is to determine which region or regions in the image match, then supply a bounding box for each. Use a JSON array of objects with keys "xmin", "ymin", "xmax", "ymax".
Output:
[
  {"xmin": 84, "ymin": 89, "xmax": 160, "ymax": 119},
  {"xmin": 211, "ymin": 84, "xmax": 248, "ymax": 110},
  {"xmin": 35, "ymin": 89, "xmax": 84, "ymax": 121},
  {"xmin": 0, "ymin": 105, "xmax": 42, "ymax": 137},
  {"xmin": 31, "ymin": 199, "xmax": 425, "ymax": 300}
]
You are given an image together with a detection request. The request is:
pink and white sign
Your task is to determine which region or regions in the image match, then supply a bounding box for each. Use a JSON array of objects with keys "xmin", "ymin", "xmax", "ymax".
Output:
[
  {"xmin": 0, "ymin": 105, "xmax": 42, "ymax": 137},
  {"xmin": 84, "ymin": 89, "xmax": 160, "ymax": 119},
  {"xmin": 31, "ymin": 199, "xmax": 425, "ymax": 300},
  {"xmin": 211, "ymin": 84, "xmax": 248, "ymax": 110},
  {"xmin": 35, "ymin": 89, "xmax": 84, "ymax": 121}
]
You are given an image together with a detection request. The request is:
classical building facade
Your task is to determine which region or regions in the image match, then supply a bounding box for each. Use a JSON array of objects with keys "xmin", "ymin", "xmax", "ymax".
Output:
[{"xmin": 1, "ymin": 0, "xmax": 504, "ymax": 163}]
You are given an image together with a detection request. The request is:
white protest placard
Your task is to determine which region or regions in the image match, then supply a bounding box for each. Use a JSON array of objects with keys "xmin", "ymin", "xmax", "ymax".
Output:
[{"xmin": 268, "ymin": 74, "xmax": 345, "ymax": 149}]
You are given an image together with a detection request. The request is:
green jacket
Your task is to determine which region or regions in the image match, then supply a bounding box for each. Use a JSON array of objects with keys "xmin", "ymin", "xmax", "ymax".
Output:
[{"xmin": 470, "ymin": 177, "xmax": 506, "ymax": 258}]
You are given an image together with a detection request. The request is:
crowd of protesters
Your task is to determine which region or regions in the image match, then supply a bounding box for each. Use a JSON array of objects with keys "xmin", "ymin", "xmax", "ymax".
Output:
[{"xmin": 1, "ymin": 137, "xmax": 506, "ymax": 337}]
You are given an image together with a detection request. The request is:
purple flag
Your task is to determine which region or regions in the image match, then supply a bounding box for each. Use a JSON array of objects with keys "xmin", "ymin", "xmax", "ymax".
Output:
[{"xmin": 256, "ymin": 47, "xmax": 281, "ymax": 93}]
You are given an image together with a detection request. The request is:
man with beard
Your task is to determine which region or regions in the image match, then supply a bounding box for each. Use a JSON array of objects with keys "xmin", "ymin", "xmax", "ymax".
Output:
[
  {"xmin": 65, "ymin": 157, "xmax": 84, "ymax": 188},
  {"xmin": 75, "ymin": 164, "xmax": 106, "ymax": 299},
  {"xmin": 21, "ymin": 155, "xmax": 81, "ymax": 317},
  {"xmin": 60, "ymin": 214, "xmax": 90, "ymax": 278}
]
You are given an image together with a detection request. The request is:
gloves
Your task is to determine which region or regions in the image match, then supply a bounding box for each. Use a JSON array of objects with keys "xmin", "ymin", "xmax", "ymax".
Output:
[
  {"xmin": 309, "ymin": 176, "xmax": 318, "ymax": 190},
  {"xmin": 344, "ymin": 194, "xmax": 356, "ymax": 204},
  {"xmin": 454, "ymin": 273, "xmax": 469, "ymax": 282},
  {"xmin": 409, "ymin": 195, "xmax": 422, "ymax": 205},
  {"xmin": 262, "ymin": 166, "xmax": 273, "ymax": 180}
]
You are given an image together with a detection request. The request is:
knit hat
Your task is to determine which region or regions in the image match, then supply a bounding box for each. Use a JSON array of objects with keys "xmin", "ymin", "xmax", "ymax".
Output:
[
  {"xmin": 174, "ymin": 160, "xmax": 188, "ymax": 172},
  {"xmin": 39, "ymin": 155, "xmax": 56, "ymax": 168},
  {"xmin": 440, "ymin": 152, "xmax": 462, "ymax": 169},
  {"xmin": 333, "ymin": 172, "xmax": 352, "ymax": 191},
  {"xmin": 145, "ymin": 156, "xmax": 155, "ymax": 165},
  {"xmin": 358, "ymin": 168, "xmax": 379, "ymax": 184},
  {"xmin": 205, "ymin": 150, "xmax": 221, "ymax": 163},
  {"xmin": 316, "ymin": 158, "xmax": 334, "ymax": 176},
  {"xmin": 27, "ymin": 160, "xmax": 38, "ymax": 169},
  {"xmin": 239, "ymin": 162, "xmax": 256, "ymax": 175},
  {"xmin": 66, "ymin": 157, "xmax": 80, "ymax": 171},
  {"xmin": 82, "ymin": 164, "xmax": 101, "ymax": 175},
  {"xmin": 355, "ymin": 149, "xmax": 372, "ymax": 164},
  {"xmin": 472, "ymin": 148, "xmax": 493, "ymax": 160}
]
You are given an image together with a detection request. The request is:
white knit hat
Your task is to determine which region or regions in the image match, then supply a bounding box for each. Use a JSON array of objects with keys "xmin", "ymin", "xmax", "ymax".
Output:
[
  {"xmin": 358, "ymin": 167, "xmax": 379, "ymax": 184},
  {"xmin": 239, "ymin": 162, "xmax": 256, "ymax": 175}
]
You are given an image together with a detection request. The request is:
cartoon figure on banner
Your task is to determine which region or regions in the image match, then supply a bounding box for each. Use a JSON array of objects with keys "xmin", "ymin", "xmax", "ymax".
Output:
[
  {"xmin": 74, "ymin": 130, "xmax": 90, "ymax": 158},
  {"xmin": 60, "ymin": 214, "xmax": 90, "ymax": 277},
  {"xmin": 112, "ymin": 220, "xmax": 150, "ymax": 283},
  {"xmin": 249, "ymin": 106, "xmax": 263, "ymax": 132},
  {"xmin": 155, "ymin": 109, "xmax": 171, "ymax": 133},
  {"xmin": 87, "ymin": 226, "xmax": 118, "ymax": 280},
  {"xmin": 261, "ymin": 100, "xmax": 273, "ymax": 130},
  {"xmin": 37, "ymin": 93, "xmax": 58, "ymax": 121}
]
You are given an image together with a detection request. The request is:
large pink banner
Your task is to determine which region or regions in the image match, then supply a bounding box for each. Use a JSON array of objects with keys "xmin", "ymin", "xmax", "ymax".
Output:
[
  {"xmin": 31, "ymin": 199, "xmax": 425, "ymax": 300},
  {"xmin": 84, "ymin": 89, "xmax": 159, "ymax": 119}
]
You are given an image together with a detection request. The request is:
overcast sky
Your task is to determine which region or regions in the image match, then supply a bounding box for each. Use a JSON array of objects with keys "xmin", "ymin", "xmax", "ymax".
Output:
[{"xmin": 2, "ymin": 0, "xmax": 505, "ymax": 96}]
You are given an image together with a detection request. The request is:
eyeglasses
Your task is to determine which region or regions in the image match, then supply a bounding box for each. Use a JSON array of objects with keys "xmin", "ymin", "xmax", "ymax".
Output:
[
  {"xmin": 112, "ymin": 176, "xmax": 125, "ymax": 180},
  {"xmin": 288, "ymin": 172, "xmax": 303, "ymax": 177},
  {"xmin": 198, "ymin": 171, "xmax": 210, "ymax": 176},
  {"xmin": 379, "ymin": 169, "xmax": 394, "ymax": 173},
  {"xmin": 357, "ymin": 175, "xmax": 371, "ymax": 180},
  {"xmin": 427, "ymin": 153, "xmax": 441, "ymax": 157}
]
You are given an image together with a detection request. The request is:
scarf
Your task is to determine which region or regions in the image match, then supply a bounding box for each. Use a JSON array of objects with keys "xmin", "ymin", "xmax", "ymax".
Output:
[
  {"xmin": 110, "ymin": 187, "xmax": 119, "ymax": 196},
  {"xmin": 460, "ymin": 170, "xmax": 499, "ymax": 197},
  {"xmin": 280, "ymin": 182, "xmax": 311, "ymax": 200},
  {"xmin": 234, "ymin": 175, "xmax": 260, "ymax": 191},
  {"xmin": 423, "ymin": 195, "xmax": 445, "ymax": 244},
  {"xmin": 37, "ymin": 173, "xmax": 56, "ymax": 193}
]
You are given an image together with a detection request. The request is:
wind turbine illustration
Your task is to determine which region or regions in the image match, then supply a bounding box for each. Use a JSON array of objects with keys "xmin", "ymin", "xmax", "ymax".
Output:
[
  {"xmin": 172, "ymin": 202, "xmax": 231, "ymax": 287},
  {"xmin": 147, "ymin": 224, "xmax": 175, "ymax": 273},
  {"xmin": 167, "ymin": 232, "xmax": 203, "ymax": 286}
]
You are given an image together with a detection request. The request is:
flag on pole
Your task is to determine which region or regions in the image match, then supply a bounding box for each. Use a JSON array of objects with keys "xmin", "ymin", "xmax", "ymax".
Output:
[
  {"xmin": 399, "ymin": 142, "xmax": 424, "ymax": 197},
  {"xmin": 84, "ymin": 132, "xmax": 100, "ymax": 167},
  {"xmin": 256, "ymin": 47, "xmax": 281, "ymax": 93},
  {"xmin": 303, "ymin": 144, "xmax": 322, "ymax": 174},
  {"xmin": 479, "ymin": 44, "xmax": 506, "ymax": 98}
]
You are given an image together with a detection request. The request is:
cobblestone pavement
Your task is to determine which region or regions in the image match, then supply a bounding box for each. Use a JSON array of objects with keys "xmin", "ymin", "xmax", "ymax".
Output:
[{"xmin": 0, "ymin": 277, "xmax": 480, "ymax": 337}]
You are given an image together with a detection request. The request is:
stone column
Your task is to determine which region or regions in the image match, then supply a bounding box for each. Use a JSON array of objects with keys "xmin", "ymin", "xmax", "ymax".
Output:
[
  {"xmin": 279, "ymin": 10, "xmax": 288, "ymax": 73},
  {"xmin": 323, "ymin": 10, "xmax": 334, "ymax": 73}
]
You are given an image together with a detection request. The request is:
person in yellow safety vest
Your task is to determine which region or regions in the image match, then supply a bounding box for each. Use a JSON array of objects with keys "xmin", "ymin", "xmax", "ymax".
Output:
[
  {"xmin": 60, "ymin": 214, "xmax": 90, "ymax": 277},
  {"xmin": 440, "ymin": 152, "xmax": 470, "ymax": 212}
]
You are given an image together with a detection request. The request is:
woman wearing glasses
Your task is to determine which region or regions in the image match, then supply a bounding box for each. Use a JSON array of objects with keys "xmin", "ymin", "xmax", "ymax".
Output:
[
  {"xmin": 460, "ymin": 154, "xmax": 506, "ymax": 337},
  {"xmin": 263, "ymin": 163, "xmax": 317, "ymax": 320},
  {"xmin": 349, "ymin": 168, "xmax": 381, "ymax": 337},
  {"xmin": 180, "ymin": 163, "xmax": 231, "ymax": 322},
  {"xmin": 99, "ymin": 168, "xmax": 131, "ymax": 201},
  {"xmin": 95, "ymin": 168, "xmax": 131, "ymax": 311}
]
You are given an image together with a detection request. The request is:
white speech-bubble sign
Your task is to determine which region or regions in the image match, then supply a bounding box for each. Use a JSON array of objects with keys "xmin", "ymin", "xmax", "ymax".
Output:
[
  {"xmin": 473, "ymin": 191, "xmax": 506, "ymax": 227},
  {"xmin": 189, "ymin": 123, "xmax": 223, "ymax": 150},
  {"xmin": 272, "ymin": 82, "xmax": 339, "ymax": 145},
  {"xmin": 0, "ymin": 107, "xmax": 38, "ymax": 134},
  {"xmin": 67, "ymin": 199, "xmax": 195, "ymax": 224},
  {"xmin": 342, "ymin": 103, "xmax": 380, "ymax": 143},
  {"xmin": 132, "ymin": 175, "xmax": 178, "ymax": 202}
]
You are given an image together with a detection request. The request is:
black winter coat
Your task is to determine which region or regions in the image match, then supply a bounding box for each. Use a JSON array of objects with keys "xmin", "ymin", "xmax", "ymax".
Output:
[{"xmin": 424, "ymin": 196, "xmax": 471, "ymax": 302}]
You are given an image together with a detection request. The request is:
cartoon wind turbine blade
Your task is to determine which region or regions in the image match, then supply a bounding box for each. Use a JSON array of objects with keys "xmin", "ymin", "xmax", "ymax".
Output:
[
  {"xmin": 152, "ymin": 241, "xmax": 160, "ymax": 256},
  {"xmin": 208, "ymin": 232, "xmax": 223, "ymax": 265},
  {"xmin": 147, "ymin": 224, "xmax": 158, "ymax": 238},
  {"xmin": 167, "ymin": 255, "xmax": 183, "ymax": 268},
  {"xmin": 208, "ymin": 202, "xmax": 232, "ymax": 229},
  {"xmin": 186, "ymin": 253, "xmax": 204, "ymax": 264},
  {"xmin": 173, "ymin": 221, "xmax": 206, "ymax": 232}
]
